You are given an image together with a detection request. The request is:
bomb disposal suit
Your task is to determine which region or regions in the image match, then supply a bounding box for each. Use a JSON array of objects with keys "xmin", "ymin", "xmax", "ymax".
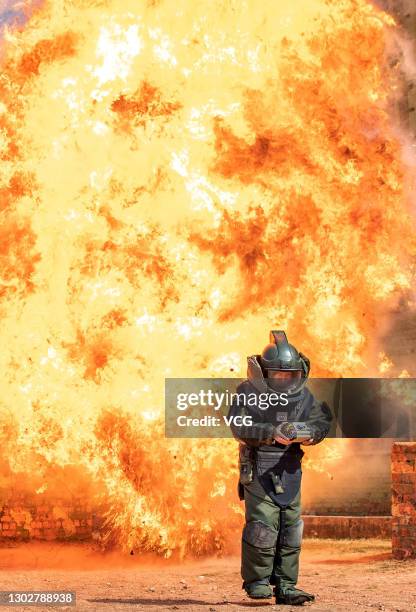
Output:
[{"xmin": 228, "ymin": 331, "xmax": 332, "ymax": 605}]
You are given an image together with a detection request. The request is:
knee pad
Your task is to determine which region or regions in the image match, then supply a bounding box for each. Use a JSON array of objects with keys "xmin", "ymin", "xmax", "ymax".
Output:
[
  {"xmin": 282, "ymin": 518, "xmax": 304, "ymax": 548},
  {"xmin": 242, "ymin": 520, "xmax": 278, "ymax": 549}
]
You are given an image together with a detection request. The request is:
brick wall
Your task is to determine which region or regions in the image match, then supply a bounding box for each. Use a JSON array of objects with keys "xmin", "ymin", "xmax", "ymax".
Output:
[
  {"xmin": 303, "ymin": 516, "xmax": 391, "ymax": 539},
  {"xmin": 392, "ymin": 442, "xmax": 416, "ymax": 559},
  {"xmin": 0, "ymin": 496, "xmax": 103, "ymax": 542}
]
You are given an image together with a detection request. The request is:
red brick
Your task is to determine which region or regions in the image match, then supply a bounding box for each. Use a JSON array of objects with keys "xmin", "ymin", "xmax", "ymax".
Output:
[
  {"xmin": 392, "ymin": 473, "xmax": 416, "ymax": 485},
  {"xmin": 392, "ymin": 462, "xmax": 415, "ymax": 473},
  {"xmin": 392, "ymin": 442, "xmax": 416, "ymax": 454},
  {"xmin": 392, "ymin": 503, "xmax": 416, "ymax": 517},
  {"xmin": 393, "ymin": 547, "xmax": 415, "ymax": 560}
]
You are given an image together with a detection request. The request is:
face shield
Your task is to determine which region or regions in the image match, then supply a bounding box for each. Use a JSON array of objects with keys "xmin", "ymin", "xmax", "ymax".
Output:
[{"xmin": 266, "ymin": 369, "xmax": 305, "ymax": 395}]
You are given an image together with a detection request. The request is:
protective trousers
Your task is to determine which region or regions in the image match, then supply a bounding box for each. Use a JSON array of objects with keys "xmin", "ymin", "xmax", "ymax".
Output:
[{"xmin": 242, "ymin": 476, "xmax": 303, "ymax": 590}]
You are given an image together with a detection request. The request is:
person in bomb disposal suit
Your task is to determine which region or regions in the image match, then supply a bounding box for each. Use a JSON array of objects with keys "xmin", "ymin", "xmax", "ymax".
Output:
[{"xmin": 228, "ymin": 331, "xmax": 332, "ymax": 605}]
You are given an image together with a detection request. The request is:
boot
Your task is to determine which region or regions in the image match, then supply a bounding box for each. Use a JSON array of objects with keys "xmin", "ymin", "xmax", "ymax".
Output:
[
  {"xmin": 243, "ymin": 579, "xmax": 273, "ymax": 599},
  {"xmin": 275, "ymin": 585, "xmax": 315, "ymax": 605}
]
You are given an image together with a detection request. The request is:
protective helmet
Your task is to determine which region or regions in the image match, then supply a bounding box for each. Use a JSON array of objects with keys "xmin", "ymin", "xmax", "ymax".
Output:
[{"xmin": 260, "ymin": 330, "xmax": 310, "ymax": 394}]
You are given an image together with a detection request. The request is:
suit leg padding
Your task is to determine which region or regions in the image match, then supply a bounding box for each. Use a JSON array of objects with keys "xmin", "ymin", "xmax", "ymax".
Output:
[
  {"xmin": 243, "ymin": 520, "xmax": 279, "ymax": 548},
  {"xmin": 282, "ymin": 518, "xmax": 304, "ymax": 549},
  {"xmin": 241, "ymin": 520, "xmax": 278, "ymax": 584}
]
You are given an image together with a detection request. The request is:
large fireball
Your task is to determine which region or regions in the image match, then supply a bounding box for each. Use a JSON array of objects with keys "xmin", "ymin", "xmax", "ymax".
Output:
[{"xmin": 0, "ymin": 0, "xmax": 414, "ymax": 556}]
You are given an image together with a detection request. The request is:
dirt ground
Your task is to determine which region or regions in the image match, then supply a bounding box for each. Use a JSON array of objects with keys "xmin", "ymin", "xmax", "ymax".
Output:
[{"xmin": 0, "ymin": 539, "xmax": 415, "ymax": 612}]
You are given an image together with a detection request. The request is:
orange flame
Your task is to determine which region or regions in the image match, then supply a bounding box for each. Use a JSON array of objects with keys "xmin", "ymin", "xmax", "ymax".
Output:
[{"xmin": 0, "ymin": 0, "xmax": 414, "ymax": 556}]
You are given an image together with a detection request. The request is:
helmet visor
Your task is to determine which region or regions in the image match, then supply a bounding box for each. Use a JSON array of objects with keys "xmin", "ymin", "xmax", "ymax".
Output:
[{"xmin": 267, "ymin": 369, "xmax": 304, "ymax": 394}]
